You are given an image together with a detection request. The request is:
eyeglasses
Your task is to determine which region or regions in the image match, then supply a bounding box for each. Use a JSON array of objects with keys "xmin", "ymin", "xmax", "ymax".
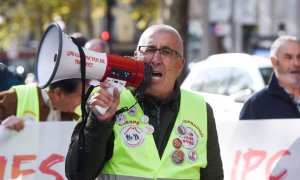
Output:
[{"xmin": 138, "ymin": 46, "xmax": 182, "ymax": 59}]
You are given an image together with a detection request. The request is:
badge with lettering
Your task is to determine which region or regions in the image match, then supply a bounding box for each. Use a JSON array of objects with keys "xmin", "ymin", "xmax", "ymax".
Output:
[
  {"xmin": 120, "ymin": 125, "xmax": 145, "ymax": 148},
  {"xmin": 172, "ymin": 138, "xmax": 182, "ymax": 149},
  {"xmin": 188, "ymin": 150, "xmax": 198, "ymax": 163},
  {"xmin": 176, "ymin": 124, "xmax": 187, "ymax": 136},
  {"xmin": 180, "ymin": 127, "xmax": 198, "ymax": 150},
  {"xmin": 116, "ymin": 113, "xmax": 126, "ymax": 125},
  {"xmin": 128, "ymin": 105, "xmax": 138, "ymax": 116},
  {"xmin": 144, "ymin": 124, "xmax": 154, "ymax": 134},
  {"xmin": 171, "ymin": 149, "xmax": 185, "ymax": 165}
]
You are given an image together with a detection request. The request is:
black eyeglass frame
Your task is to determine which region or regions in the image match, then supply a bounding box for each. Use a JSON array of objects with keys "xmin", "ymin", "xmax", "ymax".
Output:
[{"xmin": 138, "ymin": 45, "xmax": 182, "ymax": 59}]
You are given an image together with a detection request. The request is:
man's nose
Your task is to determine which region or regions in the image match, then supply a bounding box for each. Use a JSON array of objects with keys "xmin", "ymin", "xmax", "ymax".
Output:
[
  {"xmin": 150, "ymin": 50, "xmax": 162, "ymax": 64},
  {"xmin": 293, "ymin": 57, "xmax": 300, "ymax": 66}
]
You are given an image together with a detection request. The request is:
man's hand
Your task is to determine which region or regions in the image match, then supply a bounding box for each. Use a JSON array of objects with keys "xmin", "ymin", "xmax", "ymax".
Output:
[
  {"xmin": 88, "ymin": 81, "xmax": 120, "ymax": 122},
  {"xmin": 1, "ymin": 116, "xmax": 25, "ymax": 131}
]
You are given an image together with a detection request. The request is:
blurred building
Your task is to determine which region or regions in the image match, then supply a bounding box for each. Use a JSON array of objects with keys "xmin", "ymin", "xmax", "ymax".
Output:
[
  {"xmin": 188, "ymin": 0, "xmax": 300, "ymax": 64},
  {"xmin": 3, "ymin": 0, "xmax": 300, "ymax": 82}
]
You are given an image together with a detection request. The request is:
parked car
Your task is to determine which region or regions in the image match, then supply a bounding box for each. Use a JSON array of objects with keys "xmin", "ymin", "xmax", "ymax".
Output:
[{"xmin": 181, "ymin": 53, "xmax": 273, "ymax": 121}]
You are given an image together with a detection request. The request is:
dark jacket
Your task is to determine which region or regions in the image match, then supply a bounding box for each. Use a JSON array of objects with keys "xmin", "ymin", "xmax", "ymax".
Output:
[
  {"xmin": 240, "ymin": 73, "xmax": 300, "ymax": 120},
  {"xmin": 65, "ymin": 82, "xmax": 224, "ymax": 180}
]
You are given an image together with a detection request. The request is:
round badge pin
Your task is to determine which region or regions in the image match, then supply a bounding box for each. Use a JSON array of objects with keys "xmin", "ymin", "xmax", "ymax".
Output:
[
  {"xmin": 120, "ymin": 125, "xmax": 145, "ymax": 148},
  {"xmin": 176, "ymin": 124, "xmax": 187, "ymax": 136},
  {"xmin": 181, "ymin": 127, "xmax": 198, "ymax": 150},
  {"xmin": 140, "ymin": 115, "xmax": 149, "ymax": 124},
  {"xmin": 144, "ymin": 124, "xmax": 154, "ymax": 134},
  {"xmin": 188, "ymin": 150, "xmax": 198, "ymax": 163},
  {"xmin": 23, "ymin": 114, "xmax": 36, "ymax": 122},
  {"xmin": 128, "ymin": 105, "xmax": 138, "ymax": 116},
  {"xmin": 171, "ymin": 149, "xmax": 185, "ymax": 165},
  {"xmin": 116, "ymin": 113, "xmax": 126, "ymax": 125},
  {"xmin": 172, "ymin": 138, "xmax": 182, "ymax": 149}
]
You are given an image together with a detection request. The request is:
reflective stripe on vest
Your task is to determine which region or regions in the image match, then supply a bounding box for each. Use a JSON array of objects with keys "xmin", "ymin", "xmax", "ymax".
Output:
[
  {"xmin": 12, "ymin": 84, "xmax": 40, "ymax": 121},
  {"xmin": 100, "ymin": 89, "xmax": 207, "ymax": 180},
  {"xmin": 100, "ymin": 174, "xmax": 179, "ymax": 180}
]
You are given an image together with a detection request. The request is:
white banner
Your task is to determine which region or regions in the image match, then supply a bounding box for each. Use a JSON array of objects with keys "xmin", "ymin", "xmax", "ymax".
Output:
[
  {"xmin": 0, "ymin": 121, "xmax": 76, "ymax": 180},
  {"xmin": 0, "ymin": 120, "xmax": 299, "ymax": 179},
  {"xmin": 216, "ymin": 119, "xmax": 300, "ymax": 180}
]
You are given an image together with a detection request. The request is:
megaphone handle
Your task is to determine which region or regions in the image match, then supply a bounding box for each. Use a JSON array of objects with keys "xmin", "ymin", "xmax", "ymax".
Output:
[{"xmin": 94, "ymin": 78, "xmax": 126, "ymax": 115}]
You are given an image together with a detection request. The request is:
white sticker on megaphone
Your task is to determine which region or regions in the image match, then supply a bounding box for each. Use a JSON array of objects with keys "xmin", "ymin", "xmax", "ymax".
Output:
[{"xmin": 94, "ymin": 77, "xmax": 126, "ymax": 115}]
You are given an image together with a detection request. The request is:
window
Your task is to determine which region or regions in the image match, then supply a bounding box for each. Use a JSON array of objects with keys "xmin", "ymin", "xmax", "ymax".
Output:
[
  {"xmin": 227, "ymin": 68, "xmax": 254, "ymax": 95},
  {"xmin": 259, "ymin": 67, "xmax": 273, "ymax": 85},
  {"xmin": 191, "ymin": 67, "xmax": 232, "ymax": 95}
]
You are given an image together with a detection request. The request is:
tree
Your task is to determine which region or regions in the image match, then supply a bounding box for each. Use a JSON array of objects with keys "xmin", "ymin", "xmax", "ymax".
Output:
[{"xmin": 0, "ymin": 0, "xmax": 105, "ymax": 50}]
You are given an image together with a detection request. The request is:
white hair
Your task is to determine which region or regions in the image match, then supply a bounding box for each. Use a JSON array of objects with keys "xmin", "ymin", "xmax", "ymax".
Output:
[
  {"xmin": 137, "ymin": 24, "xmax": 184, "ymax": 56},
  {"xmin": 270, "ymin": 35, "xmax": 299, "ymax": 60}
]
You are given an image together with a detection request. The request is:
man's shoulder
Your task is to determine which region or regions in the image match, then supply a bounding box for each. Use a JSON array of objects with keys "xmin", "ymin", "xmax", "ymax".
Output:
[{"xmin": 247, "ymin": 87, "xmax": 269, "ymax": 102}]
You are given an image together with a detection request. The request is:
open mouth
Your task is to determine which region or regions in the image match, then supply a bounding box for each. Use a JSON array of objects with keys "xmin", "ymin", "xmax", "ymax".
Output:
[
  {"xmin": 290, "ymin": 70, "xmax": 300, "ymax": 75},
  {"xmin": 152, "ymin": 72, "xmax": 162, "ymax": 77}
]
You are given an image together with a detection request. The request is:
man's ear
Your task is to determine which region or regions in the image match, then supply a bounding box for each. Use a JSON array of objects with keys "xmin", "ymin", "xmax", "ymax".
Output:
[
  {"xmin": 177, "ymin": 57, "xmax": 185, "ymax": 77},
  {"xmin": 270, "ymin": 57, "xmax": 278, "ymax": 68},
  {"xmin": 53, "ymin": 87, "xmax": 63, "ymax": 98},
  {"xmin": 133, "ymin": 50, "xmax": 142, "ymax": 61},
  {"xmin": 134, "ymin": 50, "xmax": 138, "ymax": 58}
]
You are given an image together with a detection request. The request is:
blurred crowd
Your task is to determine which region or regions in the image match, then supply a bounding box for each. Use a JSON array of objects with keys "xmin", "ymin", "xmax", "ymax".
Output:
[{"xmin": 0, "ymin": 62, "xmax": 27, "ymax": 91}]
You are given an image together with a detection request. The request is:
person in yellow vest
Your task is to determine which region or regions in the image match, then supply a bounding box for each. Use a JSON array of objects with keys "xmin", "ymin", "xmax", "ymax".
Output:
[
  {"xmin": 0, "ymin": 79, "xmax": 89, "ymax": 131},
  {"xmin": 65, "ymin": 24, "xmax": 224, "ymax": 179}
]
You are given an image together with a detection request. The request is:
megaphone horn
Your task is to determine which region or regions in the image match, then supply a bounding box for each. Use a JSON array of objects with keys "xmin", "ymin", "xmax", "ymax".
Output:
[{"xmin": 35, "ymin": 23, "xmax": 152, "ymax": 94}]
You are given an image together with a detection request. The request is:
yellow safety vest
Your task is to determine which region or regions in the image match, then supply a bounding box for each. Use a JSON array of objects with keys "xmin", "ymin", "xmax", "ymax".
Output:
[
  {"xmin": 101, "ymin": 89, "xmax": 207, "ymax": 180},
  {"xmin": 75, "ymin": 86, "xmax": 99, "ymax": 117},
  {"xmin": 12, "ymin": 84, "xmax": 40, "ymax": 121}
]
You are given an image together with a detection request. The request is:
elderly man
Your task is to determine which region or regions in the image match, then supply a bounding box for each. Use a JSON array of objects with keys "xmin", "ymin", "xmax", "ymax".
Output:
[
  {"xmin": 65, "ymin": 24, "xmax": 223, "ymax": 180},
  {"xmin": 240, "ymin": 35, "xmax": 300, "ymax": 119}
]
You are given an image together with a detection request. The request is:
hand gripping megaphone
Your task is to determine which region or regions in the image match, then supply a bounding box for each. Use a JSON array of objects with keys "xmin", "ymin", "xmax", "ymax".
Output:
[{"xmin": 35, "ymin": 23, "xmax": 152, "ymax": 115}]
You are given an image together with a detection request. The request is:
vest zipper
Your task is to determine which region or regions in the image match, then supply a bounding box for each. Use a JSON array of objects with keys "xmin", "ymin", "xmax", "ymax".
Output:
[{"xmin": 156, "ymin": 104, "xmax": 161, "ymax": 132}]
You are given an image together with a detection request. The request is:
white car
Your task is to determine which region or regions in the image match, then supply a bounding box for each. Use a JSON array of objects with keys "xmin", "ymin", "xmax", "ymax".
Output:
[{"xmin": 181, "ymin": 53, "xmax": 273, "ymax": 121}]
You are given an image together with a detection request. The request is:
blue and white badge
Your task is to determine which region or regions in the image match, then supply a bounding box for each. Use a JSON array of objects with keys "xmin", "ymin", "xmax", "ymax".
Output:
[
  {"xmin": 116, "ymin": 113, "xmax": 126, "ymax": 125},
  {"xmin": 140, "ymin": 115, "xmax": 149, "ymax": 124},
  {"xmin": 128, "ymin": 105, "xmax": 138, "ymax": 116}
]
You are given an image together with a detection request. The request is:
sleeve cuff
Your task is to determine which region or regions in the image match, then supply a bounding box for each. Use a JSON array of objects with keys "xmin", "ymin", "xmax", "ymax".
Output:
[{"xmin": 86, "ymin": 112, "xmax": 116, "ymax": 130}]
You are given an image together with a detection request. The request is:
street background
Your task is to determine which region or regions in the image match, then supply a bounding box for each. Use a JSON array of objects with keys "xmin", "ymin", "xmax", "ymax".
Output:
[
  {"xmin": 1, "ymin": 1, "xmax": 300, "ymax": 179},
  {"xmin": 1, "ymin": 0, "xmax": 300, "ymax": 87}
]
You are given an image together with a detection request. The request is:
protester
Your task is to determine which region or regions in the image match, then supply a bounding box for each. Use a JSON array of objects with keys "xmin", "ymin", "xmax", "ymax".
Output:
[
  {"xmin": 0, "ymin": 63, "xmax": 24, "ymax": 91},
  {"xmin": 0, "ymin": 79, "xmax": 90, "ymax": 131},
  {"xmin": 0, "ymin": 35, "xmax": 89, "ymax": 131},
  {"xmin": 65, "ymin": 24, "xmax": 223, "ymax": 180},
  {"xmin": 240, "ymin": 35, "xmax": 300, "ymax": 119}
]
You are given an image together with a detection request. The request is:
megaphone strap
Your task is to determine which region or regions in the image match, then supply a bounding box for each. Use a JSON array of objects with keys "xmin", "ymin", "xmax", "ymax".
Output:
[{"xmin": 71, "ymin": 36, "xmax": 91, "ymax": 172}]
